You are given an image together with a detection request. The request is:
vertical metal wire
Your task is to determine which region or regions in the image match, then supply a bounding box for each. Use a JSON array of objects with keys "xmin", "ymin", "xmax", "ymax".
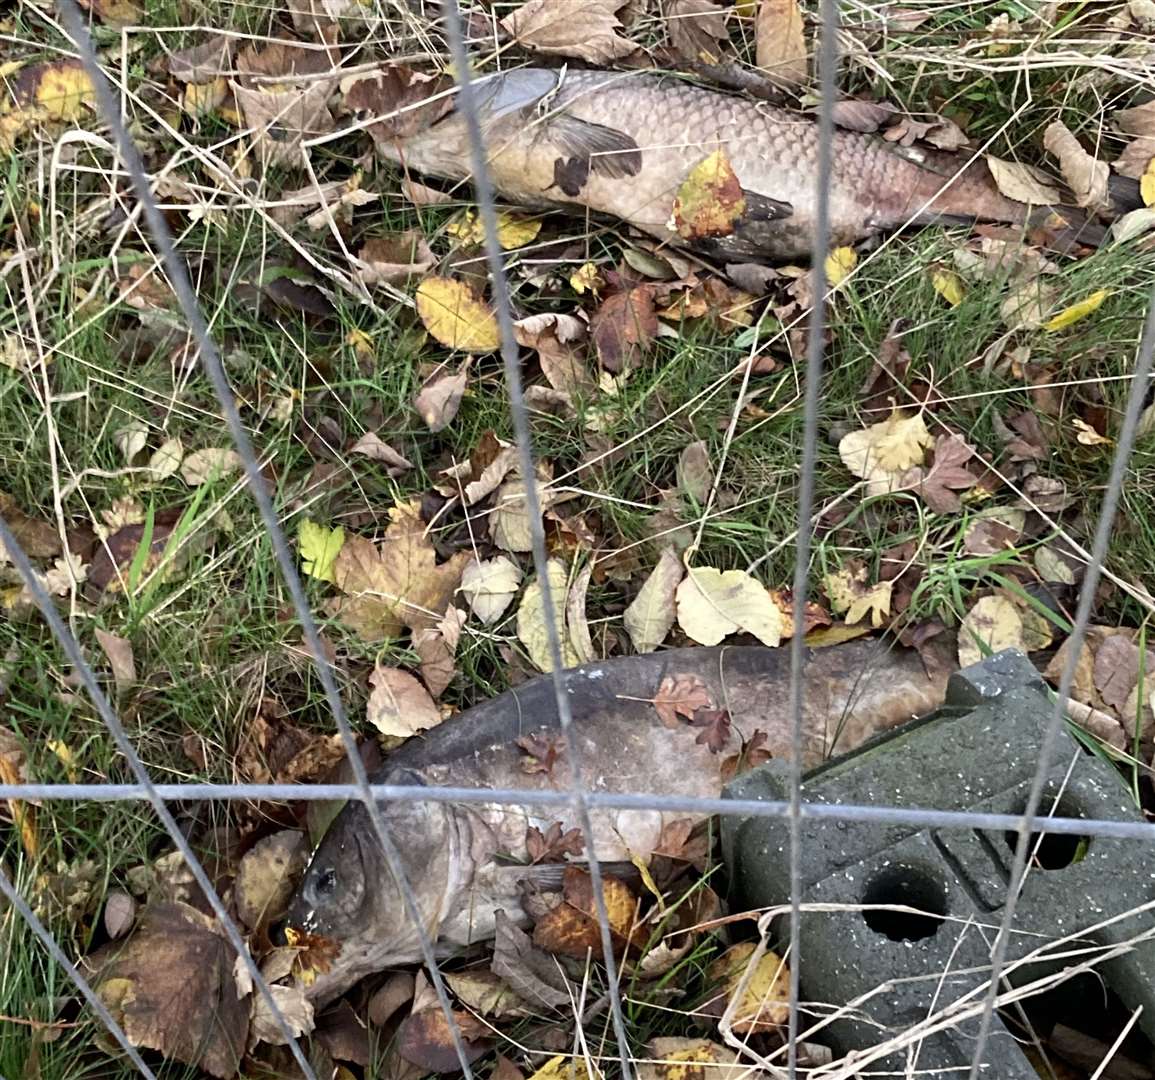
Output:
[
  {"xmin": 0, "ymin": 864, "xmax": 156, "ymax": 1079},
  {"xmin": 437, "ymin": 1, "xmax": 636, "ymax": 1074},
  {"xmin": 785, "ymin": 1, "xmax": 839, "ymax": 1077},
  {"xmin": 965, "ymin": 287, "xmax": 1155, "ymax": 1079},
  {"xmin": 52, "ymin": 3, "xmax": 478, "ymax": 1074}
]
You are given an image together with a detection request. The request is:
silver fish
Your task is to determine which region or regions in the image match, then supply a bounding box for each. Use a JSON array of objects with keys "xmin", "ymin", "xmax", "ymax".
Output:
[
  {"xmin": 285, "ymin": 640, "xmax": 950, "ymax": 1004},
  {"xmin": 377, "ymin": 67, "xmax": 1108, "ymax": 259}
]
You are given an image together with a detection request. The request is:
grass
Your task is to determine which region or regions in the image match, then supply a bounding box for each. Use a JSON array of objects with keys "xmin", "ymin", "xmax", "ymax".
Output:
[{"xmin": 3, "ymin": 0, "xmax": 1155, "ymax": 1075}]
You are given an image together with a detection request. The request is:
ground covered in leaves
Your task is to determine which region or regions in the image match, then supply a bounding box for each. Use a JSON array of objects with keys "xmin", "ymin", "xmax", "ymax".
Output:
[{"xmin": 4, "ymin": 0, "xmax": 1155, "ymax": 1076}]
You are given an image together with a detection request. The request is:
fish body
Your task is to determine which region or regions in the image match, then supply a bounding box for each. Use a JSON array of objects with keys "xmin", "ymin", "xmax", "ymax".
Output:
[
  {"xmin": 381, "ymin": 67, "xmax": 1042, "ymax": 258},
  {"xmin": 286, "ymin": 640, "xmax": 950, "ymax": 1003}
]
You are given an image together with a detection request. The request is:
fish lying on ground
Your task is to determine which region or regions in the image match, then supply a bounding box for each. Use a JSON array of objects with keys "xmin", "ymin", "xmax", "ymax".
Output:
[
  {"xmin": 285, "ymin": 638, "xmax": 953, "ymax": 1004},
  {"xmin": 378, "ymin": 67, "xmax": 1136, "ymax": 260}
]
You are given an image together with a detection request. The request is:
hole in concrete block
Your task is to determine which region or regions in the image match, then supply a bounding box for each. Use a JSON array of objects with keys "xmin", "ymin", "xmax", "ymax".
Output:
[
  {"xmin": 861, "ymin": 865, "xmax": 947, "ymax": 941},
  {"xmin": 1002, "ymin": 796, "xmax": 1091, "ymax": 871}
]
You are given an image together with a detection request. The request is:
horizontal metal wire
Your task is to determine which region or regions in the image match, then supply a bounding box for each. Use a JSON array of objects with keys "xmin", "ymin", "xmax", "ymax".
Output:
[{"xmin": 1, "ymin": 783, "xmax": 1149, "ymax": 839}]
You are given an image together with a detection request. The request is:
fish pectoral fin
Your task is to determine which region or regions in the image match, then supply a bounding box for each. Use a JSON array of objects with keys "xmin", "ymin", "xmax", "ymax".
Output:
[
  {"xmin": 743, "ymin": 190, "xmax": 794, "ymax": 222},
  {"xmin": 548, "ymin": 115, "xmax": 643, "ymax": 181}
]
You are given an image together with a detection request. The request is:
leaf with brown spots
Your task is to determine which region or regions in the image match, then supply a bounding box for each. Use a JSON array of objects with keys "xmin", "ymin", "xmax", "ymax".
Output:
[
  {"xmin": 532, "ymin": 867, "xmax": 640, "ymax": 958},
  {"xmin": 591, "ymin": 285, "xmax": 657, "ymax": 372},
  {"xmin": 342, "ymin": 66, "xmax": 456, "ymax": 144},
  {"xmin": 673, "ymin": 150, "xmax": 747, "ymax": 240},
  {"xmin": 396, "ymin": 1002, "xmax": 491, "ymax": 1074},
  {"xmin": 651, "ymin": 673, "xmax": 714, "ymax": 727}
]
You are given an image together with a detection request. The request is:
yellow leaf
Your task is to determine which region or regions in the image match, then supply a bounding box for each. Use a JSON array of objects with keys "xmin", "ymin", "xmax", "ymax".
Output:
[
  {"xmin": 298, "ymin": 520, "xmax": 345, "ymax": 583},
  {"xmin": 346, "ymin": 328, "xmax": 373, "ymax": 359},
  {"xmin": 182, "ymin": 77, "xmax": 227, "ymax": 117},
  {"xmin": 958, "ymin": 594, "xmax": 1024, "ymax": 668},
  {"xmin": 569, "ymin": 261, "xmax": 603, "ymax": 295},
  {"xmin": 675, "ymin": 567, "xmax": 782, "ymax": 647},
  {"xmin": 824, "ymin": 246, "xmax": 857, "ymax": 286},
  {"xmin": 838, "ymin": 407, "xmax": 933, "ymax": 496},
  {"xmin": 516, "ymin": 559, "xmax": 581, "ymax": 672},
  {"xmin": 804, "ymin": 622, "xmax": 873, "ymax": 647},
  {"xmin": 671, "ymin": 149, "xmax": 746, "ymax": 240},
  {"xmin": 47, "ymin": 739, "xmax": 79, "ymax": 782},
  {"xmin": 824, "ymin": 562, "xmax": 892, "ymax": 627},
  {"xmin": 1072, "ymin": 417, "xmax": 1112, "ymax": 446},
  {"xmin": 526, "ymin": 1056, "xmax": 578, "ymax": 1080},
  {"xmin": 706, "ymin": 943, "xmax": 790, "ymax": 1033},
  {"xmin": 1043, "ymin": 288, "xmax": 1110, "ymax": 332},
  {"xmin": 415, "ymin": 277, "xmax": 500, "ymax": 352},
  {"xmin": 931, "ymin": 267, "xmax": 966, "ymax": 306},
  {"xmin": 33, "ymin": 60, "xmax": 97, "ymax": 121},
  {"xmin": 447, "ymin": 210, "xmax": 542, "ymax": 250},
  {"xmin": 1142, "ymin": 159, "xmax": 1155, "ymax": 207},
  {"xmin": 844, "ymin": 579, "xmax": 893, "ymax": 628}
]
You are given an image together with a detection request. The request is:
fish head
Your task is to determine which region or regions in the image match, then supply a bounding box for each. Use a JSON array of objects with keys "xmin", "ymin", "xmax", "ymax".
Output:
[{"xmin": 285, "ymin": 769, "xmax": 469, "ymax": 1003}]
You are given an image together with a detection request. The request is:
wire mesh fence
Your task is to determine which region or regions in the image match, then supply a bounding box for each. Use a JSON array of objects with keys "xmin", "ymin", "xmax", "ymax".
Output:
[{"xmin": 3, "ymin": 1, "xmax": 1155, "ymax": 1078}]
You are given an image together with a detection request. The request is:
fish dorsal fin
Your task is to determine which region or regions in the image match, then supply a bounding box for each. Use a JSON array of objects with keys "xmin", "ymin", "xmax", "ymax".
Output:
[{"xmin": 476, "ymin": 68, "xmax": 560, "ymax": 120}]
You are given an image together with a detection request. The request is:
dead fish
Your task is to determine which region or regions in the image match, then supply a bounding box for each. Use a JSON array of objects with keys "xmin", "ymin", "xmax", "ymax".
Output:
[
  {"xmin": 378, "ymin": 67, "xmax": 1131, "ymax": 259},
  {"xmin": 285, "ymin": 638, "xmax": 952, "ymax": 1004}
]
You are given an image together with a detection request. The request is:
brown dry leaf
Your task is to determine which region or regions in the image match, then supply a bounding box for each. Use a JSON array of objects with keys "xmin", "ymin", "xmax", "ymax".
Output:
[
  {"xmin": 0, "ymin": 492, "xmax": 61, "ymax": 559},
  {"xmin": 248, "ymin": 983, "xmax": 315, "ymax": 1047},
  {"xmin": 958, "ymin": 593, "xmax": 1024, "ymax": 667},
  {"xmin": 651, "ymin": 672, "xmax": 714, "ymax": 726},
  {"xmin": 514, "ymin": 313, "xmax": 593, "ymax": 396},
  {"xmin": 900, "ymin": 433, "xmax": 979, "ymax": 513},
  {"xmin": 342, "ymin": 66, "xmax": 454, "ymax": 144},
  {"xmin": 532, "ymin": 866, "xmax": 639, "ymax": 957},
  {"xmin": 94, "ymin": 629, "xmax": 136, "ymax": 695},
  {"xmin": 527, "ymin": 821, "xmax": 585, "ymax": 863},
  {"xmin": 1116, "ymin": 138, "xmax": 1155, "ymax": 180},
  {"xmin": 368, "ymin": 972, "xmax": 416, "ymax": 1027},
  {"xmin": 93, "ymin": 903, "xmax": 248, "ymax": 1078},
  {"xmin": 638, "ymin": 1038, "xmax": 757, "ymax": 1080},
  {"xmin": 591, "ymin": 285, "xmax": 658, "ymax": 372},
  {"xmin": 181, "ymin": 448, "xmax": 243, "ymax": 486},
  {"xmin": 676, "ymin": 567, "xmax": 782, "ymax": 646},
  {"xmin": 415, "ymin": 278, "xmax": 500, "ymax": 353},
  {"xmin": 492, "ymin": 911, "xmax": 574, "ymax": 1010},
  {"xmin": 78, "ymin": 0, "xmax": 141, "ymax": 25},
  {"xmin": 445, "ymin": 971, "xmax": 533, "ymax": 1019},
  {"xmin": 493, "ymin": 472, "xmax": 560, "ymax": 553},
  {"xmin": 104, "ymin": 891, "xmax": 137, "ymax": 940},
  {"xmin": 1093, "ymin": 635, "xmax": 1148, "ymax": 714},
  {"xmin": 350, "ymin": 432, "xmax": 413, "ymax": 475},
  {"xmin": 517, "ymin": 559, "xmax": 581, "ymax": 672},
  {"xmin": 623, "ymin": 547, "xmax": 685, "ymax": 653},
  {"xmin": 414, "ymin": 363, "xmax": 470, "ymax": 433},
  {"xmin": 367, "ymin": 665, "xmax": 443, "ymax": 738},
  {"xmin": 166, "ymin": 35, "xmax": 234, "ymax": 83},
  {"xmin": 829, "ymin": 99, "xmax": 898, "ymax": 133},
  {"xmin": 986, "ymin": 157, "xmax": 1062, "ymax": 205},
  {"xmin": 838, "ymin": 407, "xmax": 933, "ymax": 496},
  {"xmin": 501, "ymin": 0, "xmax": 637, "ymax": 63},
  {"xmin": 666, "ymin": 0, "xmax": 730, "ymax": 62},
  {"xmin": 1042, "ymin": 121, "xmax": 1110, "ymax": 212},
  {"xmin": 755, "ymin": 0, "xmax": 808, "ymax": 88},
  {"xmin": 355, "ymin": 232, "xmax": 434, "ymax": 286},
  {"xmin": 1115, "ymin": 99, "xmax": 1155, "ymax": 137},
  {"xmin": 673, "ymin": 149, "xmax": 746, "ymax": 239},
  {"xmin": 882, "ymin": 114, "xmax": 968, "ymax": 151},
  {"xmin": 963, "ymin": 508, "xmax": 1025, "ymax": 555},
  {"xmin": 235, "ymin": 830, "xmax": 308, "ymax": 931},
  {"xmin": 702, "ymin": 943, "xmax": 790, "ymax": 1033},
  {"xmin": 396, "ymin": 997, "xmax": 491, "ymax": 1074},
  {"xmin": 330, "ymin": 501, "xmax": 470, "ymax": 641}
]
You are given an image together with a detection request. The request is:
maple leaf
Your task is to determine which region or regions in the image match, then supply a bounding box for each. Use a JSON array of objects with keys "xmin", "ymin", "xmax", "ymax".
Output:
[
  {"xmin": 516, "ymin": 734, "xmax": 566, "ymax": 778},
  {"xmin": 690, "ymin": 707, "xmax": 732, "ymax": 753},
  {"xmin": 901, "ymin": 433, "xmax": 979, "ymax": 513},
  {"xmin": 721, "ymin": 729, "xmax": 774, "ymax": 782},
  {"xmin": 526, "ymin": 822, "xmax": 585, "ymax": 864},
  {"xmin": 651, "ymin": 673, "xmax": 714, "ymax": 726}
]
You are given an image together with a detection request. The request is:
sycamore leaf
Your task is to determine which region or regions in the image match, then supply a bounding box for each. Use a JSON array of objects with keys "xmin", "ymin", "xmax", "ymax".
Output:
[
  {"xmin": 367, "ymin": 665, "xmax": 442, "ymax": 738},
  {"xmin": 676, "ymin": 567, "xmax": 782, "ymax": 647},
  {"xmin": 500, "ymin": 0, "xmax": 637, "ymax": 63},
  {"xmin": 624, "ymin": 547, "xmax": 685, "ymax": 653},
  {"xmin": 672, "ymin": 150, "xmax": 746, "ymax": 240},
  {"xmin": 1044, "ymin": 289, "xmax": 1110, "ymax": 332},
  {"xmin": 958, "ymin": 593, "xmax": 1024, "ymax": 668},
  {"xmin": 517, "ymin": 559, "xmax": 581, "ymax": 672},
  {"xmin": 459, "ymin": 556, "xmax": 523, "ymax": 624},
  {"xmin": 900, "ymin": 433, "xmax": 979, "ymax": 513},
  {"xmin": 415, "ymin": 278, "xmax": 500, "ymax": 352},
  {"xmin": 298, "ymin": 520, "xmax": 345, "ymax": 583},
  {"xmin": 755, "ymin": 0, "xmax": 808, "ymax": 88},
  {"xmin": 838, "ymin": 408, "xmax": 933, "ymax": 496},
  {"xmin": 824, "ymin": 246, "xmax": 857, "ymax": 286}
]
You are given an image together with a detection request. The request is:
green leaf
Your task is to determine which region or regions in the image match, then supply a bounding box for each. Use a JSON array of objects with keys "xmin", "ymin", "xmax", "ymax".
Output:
[{"xmin": 299, "ymin": 520, "xmax": 345, "ymax": 583}]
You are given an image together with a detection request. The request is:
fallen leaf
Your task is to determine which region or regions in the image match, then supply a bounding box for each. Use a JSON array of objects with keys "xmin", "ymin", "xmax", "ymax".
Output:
[
  {"xmin": 414, "ymin": 364, "xmax": 470, "ymax": 432},
  {"xmin": 824, "ymin": 246, "xmax": 857, "ymax": 286},
  {"xmin": 342, "ymin": 66, "xmax": 454, "ymax": 144},
  {"xmin": 1143, "ymin": 159, "xmax": 1155, "ymax": 207},
  {"xmin": 958, "ymin": 593, "xmax": 1024, "ymax": 667},
  {"xmin": 533, "ymin": 866, "xmax": 639, "ymax": 957},
  {"xmin": 677, "ymin": 441, "xmax": 714, "ymax": 503},
  {"xmin": 651, "ymin": 672, "xmax": 714, "ymax": 726},
  {"xmin": 592, "ymin": 285, "xmax": 657, "ymax": 372},
  {"xmin": 459, "ymin": 556, "xmax": 523, "ymax": 624},
  {"xmin": 493, "ymin": 1054, "xmax": 526, "ymax": 1080},
  {"xmin": 0, "ymin": 60, "xmax": 96, "ymax": 147},
  {"xmin": 235, "ymin": 830, "xmax": 308, "ymax": 931},
  {"xmin": 181, "ymin": 448, "xmax": 242, "ymax": 486},
  {"xmin": 115, "ymin": 420, "xmax": 149, "ymax": 464},
  {"xmin": 624, "ymin": 547, "xmax": 686, "ymax": 653},
  {"xmin": 883, "ymin": 113, "xmax": 968, "ymax": 151},
  {"xmin": 1042, "ymin": 121, "xmax": 1110, "ymax": 212},
  {"xmin": 1034, "ymin": 546, "xmax": 1075, "ymax": 585},
  {"xmin": 95, "ymin": 629, "xmax": 136, "ymax": 695},
  {"xmin": 1116, "ymin": 138, "xmax": 1155, "ymax": 180},
  {"xmin": 93, "ymin": 903, "xmax": 248, "ymax": 1078},
  {"xmin": 1073, "ymin": 417, "xmax": 1112, "ymax": 446},
  {"xmin": 963, "ymin": 509, "xmax": 1025, "ymax": 555},
  {"xmin": 250, "ymin": 983, "xmax": 315, "ymax": 1047},
  {"xmin": 104, "ymin": 891, "xmax": 136, "ymax": 939},
  {"xmin": 1044, "ymin": 288, "xmax": 1110, "ymax": 332},
  {"xmin": 415, "ymin": 278, "xmax": 500, "ymax": 353},
  {"xmin": 901, "ymin": 433, "xmax": 979, "ymax": 513},
  {"xmin": 299, "ymin": 520, "xmax": 345, "ymax": 584},
  {"xmin": 838, "ymin": 408, "xmax": 933, "ymax": 496},
  {"xmin": 829, "ymin": 99, "xmax": 898, "ymax": 133},
  {"xmin": 567, "ymin": 562, "xmax": 595, "ymax": 664},
  {"xmin": 702, "ymin": 942, "xmax": 790, "ymax": 1033},
  {"xmin": 350, "ymin": 432, "xmax": 413, "ymax": 475},
  {"xmin": 676, "ymin": 567, "xmax": 783, "ymax": 646},
  {"xmin": 368, "ymin": 972, "xmax": 416, "ymax": 1027},
  {"xmin": 1002, "ymin": 278, "xmax": 1058, "ymax": 331},
  {"xmin": 666, "ymin": 0, "xmax": 730, "ymax": 62},
  {"xmin": 447, "ymin": 210, "xmax": 543, "ymax": 250},
  {"xmin": 149, "ymin": 438, "xmax": 185, "ymax": 479},
  {"xmin": 639, "ymin": 1038, "xmax": 758, "ymax": 1080},
  {"xmin": 367, "ymin": 665, "xmax": 442, "ymax": 738},
  {"xmin": 525, "ymin": 1057, "xmax": 579, "ymax": 1080},
  {"xmin": 491, "ymin": 911, "xmax": 573, "ymax": 1010},
  {"xmin": 445, "ymin": 971, "xmax": 532, "ymax": 1019},
  {"xmin": 492, "ymin": 474, "xmax": 559, "ymax": 553},
  {"xmin": 986, "ymin": 157, "xmax": 1061, "ymax": 205},
  {"xmin": 396, "ymin": 999, "xmax": 491, "ymax": 1073},
  {"xmin": 931, "ymin": 267, "xmax": 966, "ymax": 306},
  {"xmin": 755, "ymin": 0, "xmax": 808, "ymax": 88},
  {"xmin": 527, "ymin": 821, "xmax": 586, "ymax": 863},
  {"xmin": 517, "ymin": 559, "xmax": 581, "ymax": 672},
  {"xmin": 0, "ymin": 492, "xmax": 61, "ymax": 559},
  {"xmin": 501, "ymin": 0, "xmax": 637, "ymax": 63},
  {"xmin": 166, "ymin": 35, "xmax": 234, "ymax": 83},
  {"xmin": 514, "ymin": 313, "xmax": 593, "ymax": 396},
  {"xmin": 414, "ymin": 610, "xmax": 464, "ymax": 699},
  {"xmin": 182, "ymin": 78, "xmax": 228, "ymax": 118},
  {"xmin": 672, "ymin": 150, "xmax": 746, "ymax": 239},
  {"xmin": 355, "ymin": 232, "xmax": 434, "ymax": 286}
]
